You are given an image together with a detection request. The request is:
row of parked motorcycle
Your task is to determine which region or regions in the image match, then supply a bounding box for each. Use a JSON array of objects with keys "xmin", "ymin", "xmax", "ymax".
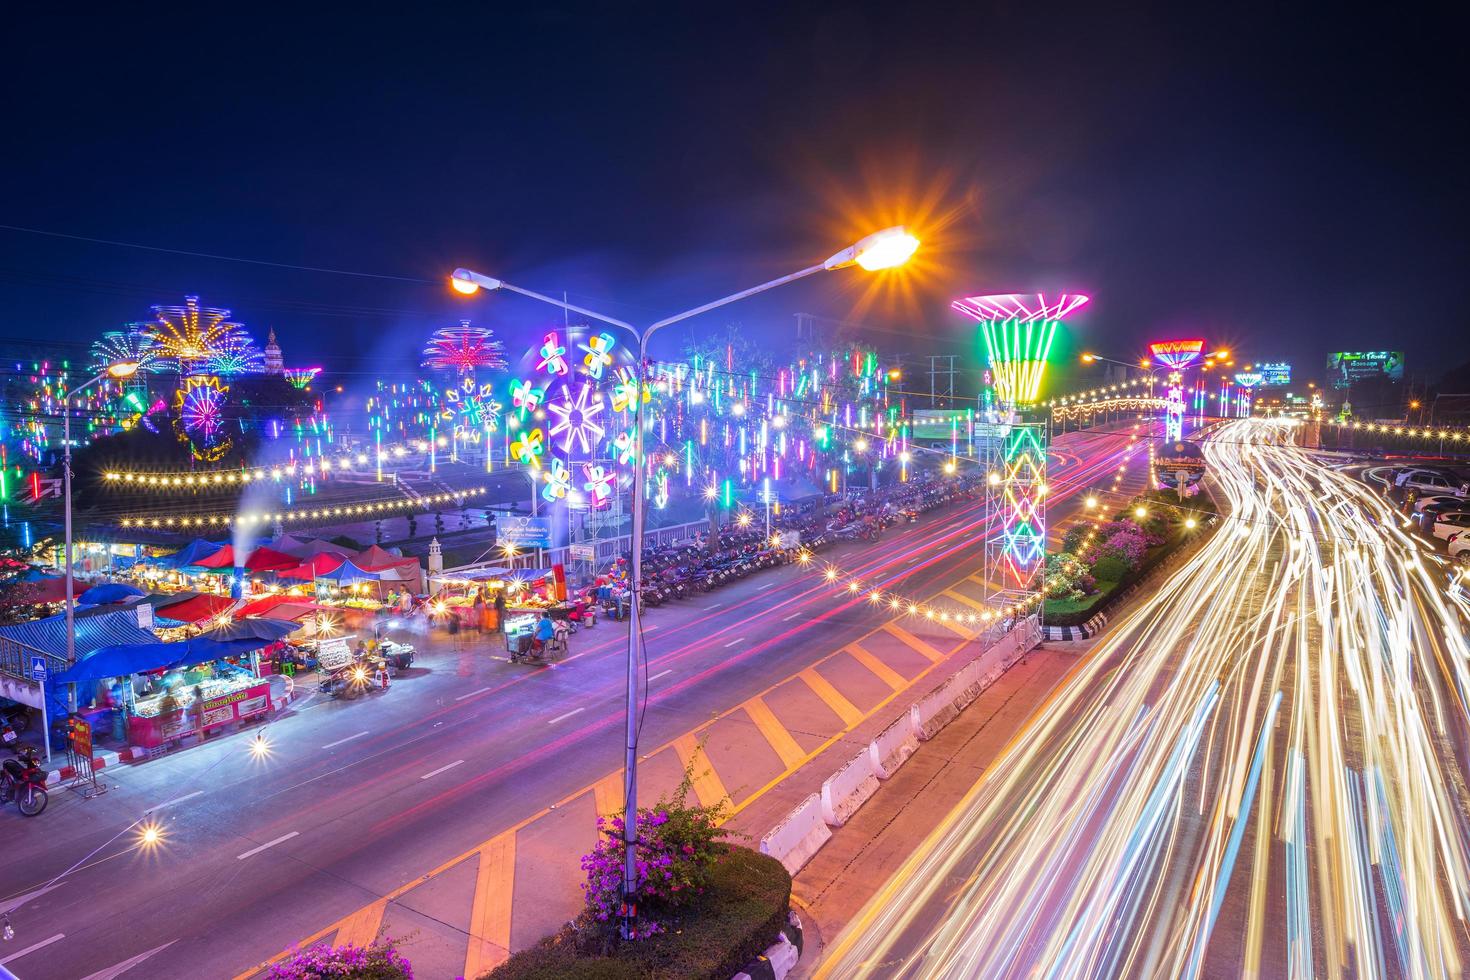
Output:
[{"xmin": 618, "ymin": 475, "xmax": 983, "ymax": 609}]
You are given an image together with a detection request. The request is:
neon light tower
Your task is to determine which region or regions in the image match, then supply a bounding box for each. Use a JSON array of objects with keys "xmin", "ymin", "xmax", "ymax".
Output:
[
  {"xmin": 1150, "ymin": 339, "xmax": 1203, "ymax": 441},
  {"xmin": 953, "ymin": 293, "xmax": 1087, "ymax": 615},
  {"xmin": 1233, "ymin": 371, "xmax": 1262, "ymax": 418}
]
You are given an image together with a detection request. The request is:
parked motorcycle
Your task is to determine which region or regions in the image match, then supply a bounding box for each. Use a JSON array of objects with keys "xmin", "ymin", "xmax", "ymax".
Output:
[{"xmin": 2, "ymin": 745, "xmax": 47, "ymax": 816}]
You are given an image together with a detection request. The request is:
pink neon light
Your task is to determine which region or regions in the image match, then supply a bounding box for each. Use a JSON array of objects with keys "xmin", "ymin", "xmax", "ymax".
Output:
[
  {"xmin": 1149, "ymin": 339, "xmax": 1206, "ymax": 357},
  {"xmin": 950, "ymin": 293, "xmax": 1090, "ymax": 323}
]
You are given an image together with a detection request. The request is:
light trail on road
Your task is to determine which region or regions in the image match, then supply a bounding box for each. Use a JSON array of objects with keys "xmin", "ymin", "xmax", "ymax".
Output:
[{"xmin": 820, "ymin": 418, "xmax": 1470, "ymax": 979}]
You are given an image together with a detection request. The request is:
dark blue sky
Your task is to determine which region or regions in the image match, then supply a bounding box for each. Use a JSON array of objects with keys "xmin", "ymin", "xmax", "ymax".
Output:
[{"xmin": 2, "ymin": 4, "xmax": 1466, "ymax": 391}]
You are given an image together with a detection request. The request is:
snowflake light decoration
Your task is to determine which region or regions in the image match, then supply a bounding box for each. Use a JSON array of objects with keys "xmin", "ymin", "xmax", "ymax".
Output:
[
  {"xmin": 422, "ymin": 321, "xmax": 508, "ymax": 375},
  {"xmin": 546, "ymin": 382, "xmax": 606, "ymax": 455}
]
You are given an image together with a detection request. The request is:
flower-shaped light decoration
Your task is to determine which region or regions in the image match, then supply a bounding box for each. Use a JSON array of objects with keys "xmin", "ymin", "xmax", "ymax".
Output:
[
  {"xmin": 612, "ymin": 428, "xmax": 637, "ymax": 465},
  {"xmin": 579, "ymin": 331, "xmax": 618, "ymax": 380},
  {"xmin": 537, "ymin": 331, "xmax": 570, "ymax": 376},
  {"xmin": 583, "ymin": 463, "xmax": 614, "ymax": 507},
  {"xmin": 542, "ymin": 458, "xmax": 571, "ymax": 503},
  {"xmin": 547, "ymin": 381, "xmax": 607, "ymax": 455},
  {"xmin": 511, "ymin": 428, "xmax": 545, "ymax": 468},
  {"xmin": 511, "ymin": 379, "xmax": 544, "ymax": 417},
  {"xmin": 611, "ymin": 367, "xmax": 650, "ymax": 414}
]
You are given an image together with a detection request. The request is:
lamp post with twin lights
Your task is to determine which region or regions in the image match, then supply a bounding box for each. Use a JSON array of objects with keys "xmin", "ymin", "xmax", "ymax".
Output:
[{"xmin": 447, "ymin": 226, "xmax": 918, "ymax": 939}]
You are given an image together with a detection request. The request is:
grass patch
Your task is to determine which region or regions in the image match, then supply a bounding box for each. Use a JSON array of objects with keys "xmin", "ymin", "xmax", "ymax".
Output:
[{"xmin": 485, "ymin": 845, "xmax": 790, "ymax": 980}]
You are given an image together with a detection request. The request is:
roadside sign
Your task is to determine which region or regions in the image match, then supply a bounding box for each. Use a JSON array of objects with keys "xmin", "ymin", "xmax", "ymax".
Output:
[
  {"xmin": 29, "ymin": 654, "xmax": 47, "ymax": 680},
  {"xmin": 568, "ymin": 544, "xmax": 595, "ymax": 562},
  {"xmin": 497, "ymin": 516, "xmax": 552, "ymax": 549}
]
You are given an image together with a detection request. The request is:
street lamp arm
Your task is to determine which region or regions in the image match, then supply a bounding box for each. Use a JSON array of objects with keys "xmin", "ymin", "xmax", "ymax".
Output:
[
  {"xmin": 645, "ymin": 262, "xmax": 826, "ymax": 335},
  {"xmin": 451, "ymin": 269, "xmax": 636, "ymax": 331}
]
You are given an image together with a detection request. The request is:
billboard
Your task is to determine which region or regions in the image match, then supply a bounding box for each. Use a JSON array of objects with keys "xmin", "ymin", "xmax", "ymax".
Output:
[
  {"xmin": 496, "ymin": 516, "xmax": 552, "ymax": 549},
  {"xmin": 1327, "ymin": 351, "xmax": 1403, "ymax": 389},
  {"xmin": 1258, "ymin": 362, "xmax": 1291, "ymax": 386},
  {"xmin": 910, "ymin": 410, "xmax": 971, "ymax": 441}
]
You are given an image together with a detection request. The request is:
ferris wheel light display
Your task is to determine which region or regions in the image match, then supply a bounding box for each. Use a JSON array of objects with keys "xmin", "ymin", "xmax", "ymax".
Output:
[{"xmin": 423, "ymin": 321, "xmax": 508, "ymax": 375}]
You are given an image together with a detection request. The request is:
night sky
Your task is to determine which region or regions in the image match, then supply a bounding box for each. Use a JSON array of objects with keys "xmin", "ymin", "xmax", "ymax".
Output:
[{"xmin": 3, "ymin": 4, "xmax": 1466, "ymax": 393}]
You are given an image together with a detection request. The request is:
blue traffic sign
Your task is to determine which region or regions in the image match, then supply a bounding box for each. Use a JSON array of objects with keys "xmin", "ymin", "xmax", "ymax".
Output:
[{"xmin": 29, "ymin": 654, "xmax": 47, "ymax": 680}]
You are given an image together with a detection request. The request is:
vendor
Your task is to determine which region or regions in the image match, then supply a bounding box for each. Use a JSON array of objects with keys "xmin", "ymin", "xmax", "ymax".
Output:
[{"xmin": 533, "ymin": 611, "xmax": 556, "ymax": 650}]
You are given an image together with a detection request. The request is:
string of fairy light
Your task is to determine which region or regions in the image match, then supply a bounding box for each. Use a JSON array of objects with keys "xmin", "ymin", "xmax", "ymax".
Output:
[
  {"xmin": 116, "ymin": 486, "xmax": 488, "ymax": 529},
  {"xmin": 1327, "ymin": 418, "xmax": 1470, "ymax": 444}
]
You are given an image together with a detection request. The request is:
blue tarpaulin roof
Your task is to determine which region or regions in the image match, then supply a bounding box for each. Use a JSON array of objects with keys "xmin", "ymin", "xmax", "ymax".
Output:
[
  {"xmin": 163, "ymin": 538, "xmax": 225, "ymax": 569},
  {"xmin": 318, "ymin": 560, "xmax": 383, "ymax": 584},
  {"xmin": 54, "ymin": 620, "xmax": 299, "ymax": 685},
  {"xmin": 79, "ymin": 582, "xmax": 146, "ymax": 605},
  {"xmin": 0, "ymin": 606, "xmax": 157, "ymax": 660}
]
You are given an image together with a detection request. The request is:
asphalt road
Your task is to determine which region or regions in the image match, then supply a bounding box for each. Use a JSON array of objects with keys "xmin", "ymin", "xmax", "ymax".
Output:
[
  {"xmin": 0, "ymin": 425, "xmax": 1145, "ymax": 980},
  {"xmin": 816, "ymin": 419, "xmax": 1470, "ymax": 980}
]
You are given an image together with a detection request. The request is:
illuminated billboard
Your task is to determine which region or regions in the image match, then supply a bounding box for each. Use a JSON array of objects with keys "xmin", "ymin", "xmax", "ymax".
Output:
[
  {"xmin": 1327, "ymin": 351, "xmax": 1403, "ymax": 389},
  {"xmin": 910, "ymin": 409, "xmax": 971, "ymax": 441},
  {"xmin": 1258, "ymin": 361, "xmax": 1291, "ymax": 386}
]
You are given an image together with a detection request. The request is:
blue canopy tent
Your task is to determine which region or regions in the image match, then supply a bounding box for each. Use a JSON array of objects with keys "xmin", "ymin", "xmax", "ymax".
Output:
[
  {"xmin": 79, "ymin": 582, "xmax": 146, "ymax": 605},
  {"xmin": 53, "ymin": 618, "xmax": 301, "ymax": 685},
  {"xmin": 162, "ymin": 538, "xmax": 225, "ymax": 569},
  {"xmin": 317, "ymin": 560, "xmax": 383, "ymax": 585},
  {"xmin": 0, "ymin": 606, "xmax": 159, "ymax": 724}
]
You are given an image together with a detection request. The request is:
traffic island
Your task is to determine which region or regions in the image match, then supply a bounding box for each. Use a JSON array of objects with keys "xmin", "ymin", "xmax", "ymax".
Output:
[{"xmin": 483, "ymin": 845, "xmax": 793, "ymax": 980}]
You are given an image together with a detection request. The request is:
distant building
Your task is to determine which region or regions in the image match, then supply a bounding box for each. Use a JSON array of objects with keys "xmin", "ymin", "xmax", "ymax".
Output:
[{"xmin": 264, "ymin": 328, "xmax": 284, "ymax": 374}]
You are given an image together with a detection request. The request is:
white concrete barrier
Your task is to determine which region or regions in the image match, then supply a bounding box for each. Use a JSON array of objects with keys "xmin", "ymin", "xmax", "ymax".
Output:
[
  {"xmin": 910, "ymin": 674, "xmax": 965, "ymax": 741},
  {"xmin": 867, "ymin": 715, "xmax": 920, "ymax": 779},
  {"xmin": 759, "ymin": 793, "xmax": 832, "ymax": 876},
  {"xmin": 820, "ymin": 749, "xmax": 880, "ymax": 826}
]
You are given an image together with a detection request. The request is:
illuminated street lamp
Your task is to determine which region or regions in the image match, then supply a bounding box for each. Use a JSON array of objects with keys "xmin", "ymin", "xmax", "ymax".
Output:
[
  {"xmin": 450, "ymin": 226, "xmax": 916, "ymax": 939},
  {"xmin": 63, "ymin": 360, "xmax": 139, "ymax": 667}
]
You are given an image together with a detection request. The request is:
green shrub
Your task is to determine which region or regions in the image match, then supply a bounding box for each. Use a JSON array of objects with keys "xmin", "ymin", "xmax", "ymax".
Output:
[
  {"xmin": 487, "ymin": 846, "xmax": 791, "ymax": 980},
  {"xmin": 1090, "ymin": 555, "xmax": 1129, "ymax": 583},
  {"xmin": 1061, "ymin": 524, "xmax": 1089, "ymax": 555}
]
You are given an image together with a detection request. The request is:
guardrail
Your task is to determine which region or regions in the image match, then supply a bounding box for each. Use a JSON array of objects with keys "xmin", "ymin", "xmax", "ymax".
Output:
[{"xmin": 0, "ymin": 635, "xmax": 67, "ymax": 683}]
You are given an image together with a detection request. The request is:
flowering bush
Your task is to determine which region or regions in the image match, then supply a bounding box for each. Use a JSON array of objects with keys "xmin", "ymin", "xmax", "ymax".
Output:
[
  {"xmin": 580, "ymin": 760, "xmax": 728, "ymax": 939},
  {"xmin": 1095, "ymin": 525, "xmax": 1148, "ymax": 569},
  {"xmin": 266, "ymin": 939, "xmax": 412, "ymax": 979},
  {"xmin": 1043, "ymin": 553, "xmax": 1095, "ymax": 601}
]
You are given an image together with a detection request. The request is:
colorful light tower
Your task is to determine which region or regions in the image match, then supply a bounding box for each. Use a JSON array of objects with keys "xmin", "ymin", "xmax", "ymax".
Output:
[
  {"xmin": 953, "ymin": 293, "xmax": 1086, "ymax": 617},
  {"xmin": 1150, "ymin": 339, "xmax": 1206, "ymax": 440}
]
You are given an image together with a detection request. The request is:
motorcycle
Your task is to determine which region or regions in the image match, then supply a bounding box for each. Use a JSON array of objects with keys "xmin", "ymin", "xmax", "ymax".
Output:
[
  {"xmin": 2, "ymin": 745, "xmax": 47, "ymax": 817},
  {"xmin": 318, "ymin": 659, "xmax": 379, "ymax": 699}
]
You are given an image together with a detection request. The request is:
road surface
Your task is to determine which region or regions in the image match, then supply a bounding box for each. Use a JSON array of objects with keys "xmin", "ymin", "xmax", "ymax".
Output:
[{"xmin": 0, "ymin": 425, "xmax": 1145, "ymax": 980}]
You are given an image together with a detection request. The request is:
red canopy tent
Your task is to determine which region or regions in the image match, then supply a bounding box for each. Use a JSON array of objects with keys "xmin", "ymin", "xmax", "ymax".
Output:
[
  {"xmin": 278, "ymin": 553, "xmax": 348, "ymax": 580},
  {"xmin": 244, "ymin": 546, "xmax": 302, "ymax": 573},
  {"xmin": 193, "ymin": 544, "xmax": 235, "ymax": 569},
  {"xmin": 156, "ymin": 593, "xmax": 237, "ymax": 624},
  {"xmin": 0, "ymin": 576, "xmax": 83, "ymax": 605}
]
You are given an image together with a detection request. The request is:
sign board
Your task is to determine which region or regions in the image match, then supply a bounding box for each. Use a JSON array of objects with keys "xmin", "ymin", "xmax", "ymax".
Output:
[
  {"xmin": 910, "ymin": 410, "xmax": 972, "ymax": 441},
  {"xmin": 29, "ymin": 655, "xmax": 46, "ymax": 681},
  {"xmin": 776, "ymin": 530, "xmax": 801, "ymax": 549},
  {"xmin": 316, "ymin": 636, "xmax": 352, "ymax": 671},
  {"xmin": 568, "ymin": 544, "xmax": 595, "ymax": 562},
  {"xmin": 497, "ymin": 516, "xmax": 552, "ymax": 549},
  {"xmin": 1327, "ymin": 351, "xmax": 1403, "ymax": 389},
  {"xmin": 1258, "ymin": 362, "xmax": 1291, "ymax": 386},
  {"xmin": 135, "ymin": 604, "xmax": 154, "ymax": 630}
]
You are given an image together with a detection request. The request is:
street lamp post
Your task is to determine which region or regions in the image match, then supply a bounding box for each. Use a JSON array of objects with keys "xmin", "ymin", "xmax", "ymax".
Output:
[{"xmin": 449, "ymin": 226, "xmax": 917, "ymax": 939}]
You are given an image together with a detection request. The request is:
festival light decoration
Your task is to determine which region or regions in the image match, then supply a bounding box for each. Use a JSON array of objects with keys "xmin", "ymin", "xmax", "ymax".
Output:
[
  {"xmin": 173, "ymin": 376, "xmax": 233, "ymax": 461},
  {"xmin": 1149, "ymin": 338, "xmax": 1206, "ymax": 369},
  {"xmin": 282, "ymin": 367, "xmax": 321, "ymax": 389},
  {"xmin": 89, "ymin": 325, "xmax": 164, "ymax": 376},
  {"xmin": 1164, "ymin": 370, "xmax": 1186, "ymax": 441},
  {"xmin": 422, "ymin": 321, "xmax": 509, "ymax": 375},
  {"xmin": 953, "ymin": 294, "xmax": 1088, "ymax": 407},
  {"xmin": 117, "ymin": 486, "xmax": 488, "ymax": 528},
  {"xmin": 546, "ymin": 381, "xmax": 606, "ymax": 454},
  {"xmin": 147, "ymin": 295, "xmax": 258, "ymax": 376}
]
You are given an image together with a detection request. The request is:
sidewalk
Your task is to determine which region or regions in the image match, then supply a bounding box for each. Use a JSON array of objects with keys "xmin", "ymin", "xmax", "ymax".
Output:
[{"xmin": 779, "ymin": 639, "xmax": 1090, "ymax": 977}]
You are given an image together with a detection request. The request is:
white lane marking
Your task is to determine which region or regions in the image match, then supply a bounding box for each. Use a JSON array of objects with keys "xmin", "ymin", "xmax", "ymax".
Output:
[
  {"xmin": 757, "ymin": 581, "xmax": 778, "ymax": 589},
  {"xmin": 420, "ymin": 760, "xmax": 465, "ymax": 780},
  {"xmin": 548, "ymin": 707, "xmax": 586, "ymax": 725},
  {"xmin": 644, "ymin": 624, "xmax": 660, "ymax": 631},
  {"xmin": 649, "ymin": 669, "xmax": 673, "ymax": 682},
  {"xmin": 0, "ymin": 933, "xmax": 66, "ymax": 967},
  {"xmin": 723, "ymin": 637, "xmax": 744, "ymax": 648},
  {"xmin": 322, "ymin": 731, "xmax": 369, "ymax": 749},
  {"xmin": 706, "ymin": 602, "xmax": 724, "ymax": 609},
  {"xmin": 148, "ymin": 790, "xmax": 204, "ymax": 811},
  {"xmin": 236, "ymin": 831, "xmax": 300, "ymax": 860},
  {"xmin": 455, "ymin": 686, "xmax": 493, "ymax": 701},
  {"xmin": 783, "ymin": 612, "xmax": 802, "ymax": 621},
  {"xmin": 77, "ymin": 940, "xmax": 178, "ymax": 980},
  {"xmin": 0, "ymin": 882, "xmax": 64, "ymax": 916}
]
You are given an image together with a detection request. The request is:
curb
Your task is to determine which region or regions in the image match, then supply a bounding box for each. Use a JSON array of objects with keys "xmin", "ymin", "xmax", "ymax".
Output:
[
  {"xmin": 1043, "ymin": 610, "xmax": 1107, "ymax": 641},
  {"xmin": 733, "ymin": 911, "xmax": 804, "ymax": 980},
  {"xmin": 759, "ymin": 617, "xmax": 1041, "ymax": 875}
]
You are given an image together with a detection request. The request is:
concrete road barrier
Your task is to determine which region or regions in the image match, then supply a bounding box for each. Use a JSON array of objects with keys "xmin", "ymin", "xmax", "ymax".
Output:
[
  {"xmin": 820, "ymin": 749, "xmax": 880, "ymax": 826},
  {"xmin": 759, "ymin": 793, "xmax": 832, "ymax": 875},
  {"xmin": 867, "ymin": 715, "xmax": 919, "ymax": 779}
]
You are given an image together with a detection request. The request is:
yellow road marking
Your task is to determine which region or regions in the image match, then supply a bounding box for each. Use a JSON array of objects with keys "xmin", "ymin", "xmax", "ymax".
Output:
[
  {"xmin": 798, "ymin": 668, "xmax": 864, "ymax": 727},
  {"xmin": 883, "ymin": 623, "xmax": 947, "ymax": 663},
  {"xmin": 843, "ymin": 643, "xmax": 907, "ymax": 691},
  {"xmin": 332, "ymin": 898, "xmax": 387, "ymax": 948},
  {"xmin": 744, "ymin": 698, "xmax": 807, "ymax": 769},
  {"xmin": 463, "ymin": 833, "xmax": 516, "ymax": 979},
  {"xmin": 672, "ymin": 734, "xmax": 730, "ymax": 808},
  {"xmin": 592, "ymin": 771, "xmax": 625, "ymax": 820},
  {"xmin": 943, "ymin": 589, "xmax": 989, "ymax": 612}
]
